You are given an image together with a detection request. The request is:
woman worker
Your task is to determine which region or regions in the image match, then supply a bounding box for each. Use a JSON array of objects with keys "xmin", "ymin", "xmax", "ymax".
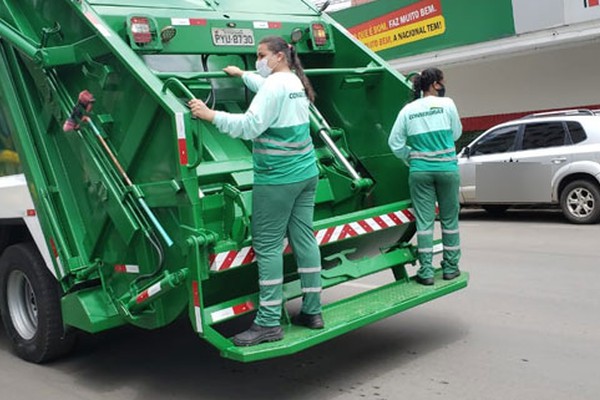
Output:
[
  {"xmin": 189, "ymin": 36, "xmax": 323, "ymax": 346},
  {"xmin": 388, "ymin": 68, "xmax": 463, "ymax": 286}
]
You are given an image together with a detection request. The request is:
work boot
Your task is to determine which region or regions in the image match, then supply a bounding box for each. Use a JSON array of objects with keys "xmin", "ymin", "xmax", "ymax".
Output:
[
  {"xmin": 415, "ymin": 275, "xmax": 434, "ymax": 286},
  {"xmin": 443, "ymin": 270, "xmax": 461, "ymax": 281},
  {"xmin": 232, "ymin": 323, "xmax": 284, "ymax": 347},
  {"xmin": 291, "ymin": 312, "xmax": 324, "ymax": 329}
]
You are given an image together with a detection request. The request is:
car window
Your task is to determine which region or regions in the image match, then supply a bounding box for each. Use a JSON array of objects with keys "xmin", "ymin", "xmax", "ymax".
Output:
[
  {"xmin": 471, "ymin": 125, "xmax": 519, "ymax": 156},
  {"xmin": 522, "ymin": 122, "xmax": 566, "ymax": 150},
  {"xmin": 566, "ymin": 121, "xmax": 587, "ymax": 144}
]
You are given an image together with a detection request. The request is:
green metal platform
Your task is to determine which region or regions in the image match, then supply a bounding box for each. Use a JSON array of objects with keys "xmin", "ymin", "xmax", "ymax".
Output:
[{"xmin": 222, "ymin": 271, "xmax": 469, "ymax": 362}]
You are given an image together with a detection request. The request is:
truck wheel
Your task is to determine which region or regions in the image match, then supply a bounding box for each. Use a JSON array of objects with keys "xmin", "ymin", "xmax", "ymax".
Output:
[
  {"xmin": 0, "ymin": 243, "xmax": 75, "ymax": 363},
  {"xmin": 560, "ymin": 180, "xmax": 600, "ymax": 224}
]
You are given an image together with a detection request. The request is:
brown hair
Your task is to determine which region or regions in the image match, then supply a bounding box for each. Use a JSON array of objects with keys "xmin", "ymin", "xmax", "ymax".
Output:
[{"xmin": 259, "ymin": 36, "xmax": 316, "ymax": 102}]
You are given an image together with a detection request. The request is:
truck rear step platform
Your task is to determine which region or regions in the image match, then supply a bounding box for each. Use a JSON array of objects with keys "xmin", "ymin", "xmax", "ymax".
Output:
[{"xmin": 221, "ymin": 271, "xmax": 469, "ymax": 362}]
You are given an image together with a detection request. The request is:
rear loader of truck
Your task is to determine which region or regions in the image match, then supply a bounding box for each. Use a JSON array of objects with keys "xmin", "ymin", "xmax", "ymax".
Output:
[{"xmin": 0, "ymin": 0, "xmax": 468, "ymax": 363}]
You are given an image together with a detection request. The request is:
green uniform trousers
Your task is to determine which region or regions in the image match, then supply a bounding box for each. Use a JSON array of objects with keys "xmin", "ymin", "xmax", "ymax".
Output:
[
  {"xmin": 409, "ymin": 171, "xmax": 461, "ymax": 279},
  {"xmin": 252, "ymin": 176, "xmax": 322, "ymax": 327}
]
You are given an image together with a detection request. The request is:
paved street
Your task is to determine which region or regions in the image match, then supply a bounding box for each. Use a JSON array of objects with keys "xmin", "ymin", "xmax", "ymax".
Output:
[{"xmin": 1, "ymin": 209, "xmax": 599, "ymax": 400}]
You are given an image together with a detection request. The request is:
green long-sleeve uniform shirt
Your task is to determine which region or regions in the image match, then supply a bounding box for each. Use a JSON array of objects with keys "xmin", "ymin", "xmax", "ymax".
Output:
[
  {"xmin": 213, "ymin": 71, "xmax": 318, "ymax": 185},
  {"xmin": 388, "ymin": 96, "xmax": 462, "ymax": 172}
]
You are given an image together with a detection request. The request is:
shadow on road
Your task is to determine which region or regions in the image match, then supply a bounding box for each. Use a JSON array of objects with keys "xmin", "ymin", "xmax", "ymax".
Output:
[
  {"xmin": 460, "ymin": 208, "xmax": 567, "ymax": 224},
  {"xmin": 0, "ymin": 310, "xmax": 468, "ymax": 400}
]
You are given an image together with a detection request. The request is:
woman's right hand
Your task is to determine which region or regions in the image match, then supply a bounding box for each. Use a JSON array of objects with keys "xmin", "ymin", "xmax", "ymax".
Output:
[{"xmin": 223, "ymin": 66, "xmax": 244, "ymax": 77}]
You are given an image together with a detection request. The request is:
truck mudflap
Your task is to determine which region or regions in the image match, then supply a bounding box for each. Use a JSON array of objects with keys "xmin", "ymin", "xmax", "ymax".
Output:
[{"xmin": 220, "ymin": 271, "xmax": 469, "ymax": 362}]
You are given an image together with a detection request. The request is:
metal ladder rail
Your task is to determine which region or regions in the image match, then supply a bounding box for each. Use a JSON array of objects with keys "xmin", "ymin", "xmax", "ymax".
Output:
[{"xmin": 46, "ymin": 71, "xmax": 173, "ymax": 251}]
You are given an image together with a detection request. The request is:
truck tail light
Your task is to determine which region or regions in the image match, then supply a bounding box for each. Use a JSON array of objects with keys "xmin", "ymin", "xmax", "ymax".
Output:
[
  {"xmin": 311, "ymin": 23, "xmax": 328, "ymax": 46},
  {"xmin": 130, "ymin": 17, "xmax": 152, "ymax": 44}
]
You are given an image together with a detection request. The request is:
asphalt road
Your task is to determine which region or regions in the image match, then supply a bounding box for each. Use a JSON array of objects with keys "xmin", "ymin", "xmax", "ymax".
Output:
[{"xmin": 1, "ymin": 209, "xmax": 599, "ymax": 400}]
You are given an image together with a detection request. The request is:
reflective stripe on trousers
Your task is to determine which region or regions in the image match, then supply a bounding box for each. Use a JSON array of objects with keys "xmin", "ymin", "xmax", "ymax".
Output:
[{"xmin": 252, "ymin": 177, "xmax": 322, "ymax": 327}]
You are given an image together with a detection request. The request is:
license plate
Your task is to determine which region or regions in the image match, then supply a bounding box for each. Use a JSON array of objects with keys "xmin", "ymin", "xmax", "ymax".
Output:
[{"xmin": 211, "ymin": 28, "xmax": 255, "ymax": 47}]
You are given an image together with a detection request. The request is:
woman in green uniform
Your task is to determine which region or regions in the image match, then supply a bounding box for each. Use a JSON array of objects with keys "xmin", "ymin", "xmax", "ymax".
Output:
[
  {"xmin": 388, "ymin": 68, "xmax": 463, "ymax": 285},
  {"xmin": 189, "ymin": 36, "xmax": 323, "ymax": 346}
]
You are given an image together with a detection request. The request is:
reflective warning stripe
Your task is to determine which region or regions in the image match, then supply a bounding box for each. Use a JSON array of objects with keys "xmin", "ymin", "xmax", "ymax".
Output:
[
  {"xmin": 175, "ymin": 112, "xmax": 187, "ymax": 165},
  {"xmin": 210, "ymin": 301, "xmax": 255, "ymax": 323},
  {"xmin": 48, "ymin": 237, "xmax": 66, "ymax": 278},
  {"xmin": 253, "ymin": 21, "xmax": 282, "ymax": 29},
  {"xmin": 136, "ymin": 282, "xmax": 162, "ymax": 304},
  {"xmin": 171, "ymin": 18, "xmax": 207, "ymax": 26},
  {"xmin": 192, "ymin": 281, "xmax": 203, "ymax": 333},
  {"xmin": 209, "ymin": 208, "xmax": 416, "ymax": 272},
  {"xmin": 114, "ymin": 264, "xmax": 140, "ymax": 274}
]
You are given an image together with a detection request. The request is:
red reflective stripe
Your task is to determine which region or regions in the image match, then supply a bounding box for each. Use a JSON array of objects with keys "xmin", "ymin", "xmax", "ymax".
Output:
[
  {"xmin": 387, "ymin": 212, "xmax": 403, "ymax": 225},
  {"xmin": 115, "ymin": 264, "xmax": 126, "ymax": 273},
  {"xmin": 402, "ymin": 209, "xmax": 415, "ymax": 221},
  {"xmin": 136, "ymin": 291, "xmax": 149, "ymax": 304},
  {"xmin": 49, "ymin": 238, "xmax": 59, "ymax": 258},
  {"xmin": 190, "ymin": 18, "xmax": 207, "ymax": 25},
  {"xmin": 340, "ymin": 224, "xmax": 357, "ymax": 240},
  {"xmin": 321, "ymin": 227, "xmax": 335, "ymax": 244},
  {"xmin": 268, "ymin": 21, "xmax": 282, "ymax": 29},
  {"xmin": 219, "ymin": 251, "xmax": 237, "ymax": 271},
  {"xmin": 358, "ymin": 220, "xmax": 374, "ymax": 233},
  {"xmin": 209, "ymin": 209, "xmax": 415, "ymax": 271},
  {"xmin": 233, "ymin": 301, "xmax": 254, "ymax": 315},
  {"xmin": 372, "ymin": 216, "xmax": 389, "ymax": 229},
  {"xmin": 27, "ymin": 209, "xmax": 36, "ymax": 216},
  {"xmin": 192, "ymin": 281, "xmax": 200, "ymax": 307},
  {"xmin": 242, "ymin": 247, "xmax": 256, "ymax": 265},
  {"xmin": 178, "ymin": 138, "xmax": 188, "ymax": 164}
]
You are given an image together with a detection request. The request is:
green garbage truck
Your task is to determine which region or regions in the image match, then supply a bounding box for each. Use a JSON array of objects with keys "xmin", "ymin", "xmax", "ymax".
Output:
[{"xmin": 0, "ymin": 0, "xmax": 468, "ymax": 363}]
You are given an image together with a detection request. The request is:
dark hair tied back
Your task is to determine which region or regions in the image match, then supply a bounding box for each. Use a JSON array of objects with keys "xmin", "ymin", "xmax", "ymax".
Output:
[
  {"xmin": 259, "ymin": 36, "xmax": 316, "ymax": 102},
  {"xmin": 412, "ymin": 67, "xmax": 443, "ymax": 100}
]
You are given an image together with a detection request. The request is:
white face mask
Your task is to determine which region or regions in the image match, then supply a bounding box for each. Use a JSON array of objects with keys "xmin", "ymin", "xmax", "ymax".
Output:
[
  {"xmin": 255, "ymin": 57, "xmax": 273, "ymax": 78},
  {"xmin": 255, "ymin": 55, "xmax": 280, "ymax": 78}
]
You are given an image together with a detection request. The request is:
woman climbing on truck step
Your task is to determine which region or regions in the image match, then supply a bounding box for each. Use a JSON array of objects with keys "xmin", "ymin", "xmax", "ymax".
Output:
[{"xmin": 188, "ymin": 35, "xmax": 324, "ymax": 346}]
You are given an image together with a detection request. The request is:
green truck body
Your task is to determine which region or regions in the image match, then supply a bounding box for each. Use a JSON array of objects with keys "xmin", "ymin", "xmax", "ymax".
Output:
[{"xmin": 0, "ymin": 0, "xmax": 468, "ymax": 363}]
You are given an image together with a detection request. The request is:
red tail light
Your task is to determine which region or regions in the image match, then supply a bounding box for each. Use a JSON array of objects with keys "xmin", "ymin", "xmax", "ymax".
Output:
[
  {"xmin": 130, "ymin": 17, "xmax": 152, "ymax": 44},
  {"xmin": 311, "ymin": 23, "xmax": 328, "ymax": 46}
]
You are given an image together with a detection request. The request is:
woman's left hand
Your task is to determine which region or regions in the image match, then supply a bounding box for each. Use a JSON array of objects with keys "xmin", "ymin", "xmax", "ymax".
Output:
[{"xmin": 188, "ymin": 99, "xmax": 216, "ymax": 122}]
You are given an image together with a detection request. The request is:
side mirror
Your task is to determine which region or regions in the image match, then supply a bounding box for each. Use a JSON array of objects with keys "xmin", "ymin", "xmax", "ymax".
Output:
[{"xmin": 462, "ymin": 146, "xmax": 471, "ymax": 158}]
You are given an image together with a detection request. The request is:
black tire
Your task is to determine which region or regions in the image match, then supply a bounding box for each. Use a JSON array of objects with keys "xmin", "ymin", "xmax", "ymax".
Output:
[
  {"xmin": 482, "ymin": 205, "xmax": 509, "ymax": 217},
  {"xmin": 560, "ymin": 180, "xmax": 600, "ymax": 224},
  {"xmin": 0, "ymin": 243, "xmax": 75, "ymax": 363},
  {"xmin": 0, "ymin": 227, "xmax": 9, "ymax": 256}
]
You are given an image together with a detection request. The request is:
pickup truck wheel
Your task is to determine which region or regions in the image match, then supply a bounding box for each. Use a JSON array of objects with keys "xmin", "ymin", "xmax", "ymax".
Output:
[
  {"xmin": 0, "ymin": 243, "xmax": 75, "ymax": 363},
  {"xmin": 560, "ymin": 180, "xmax": 600, "ymax": 224}
]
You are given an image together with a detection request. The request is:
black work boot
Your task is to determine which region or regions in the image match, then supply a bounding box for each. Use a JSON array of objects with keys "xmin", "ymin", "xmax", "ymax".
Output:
[
  {"xmin": 443, "ymin": 270, "xmax": 461, "ymax": 281},
  {"xmin": 415, "ymin": 275, "xmax": 434, "ymax": 286},
  {"xmin": 291, "ymin": 312, "xmax": 325, "ymax": 329},
  {"xmin": 232, "ymin": 323, "xmax": 284, "ymax": 347}
]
